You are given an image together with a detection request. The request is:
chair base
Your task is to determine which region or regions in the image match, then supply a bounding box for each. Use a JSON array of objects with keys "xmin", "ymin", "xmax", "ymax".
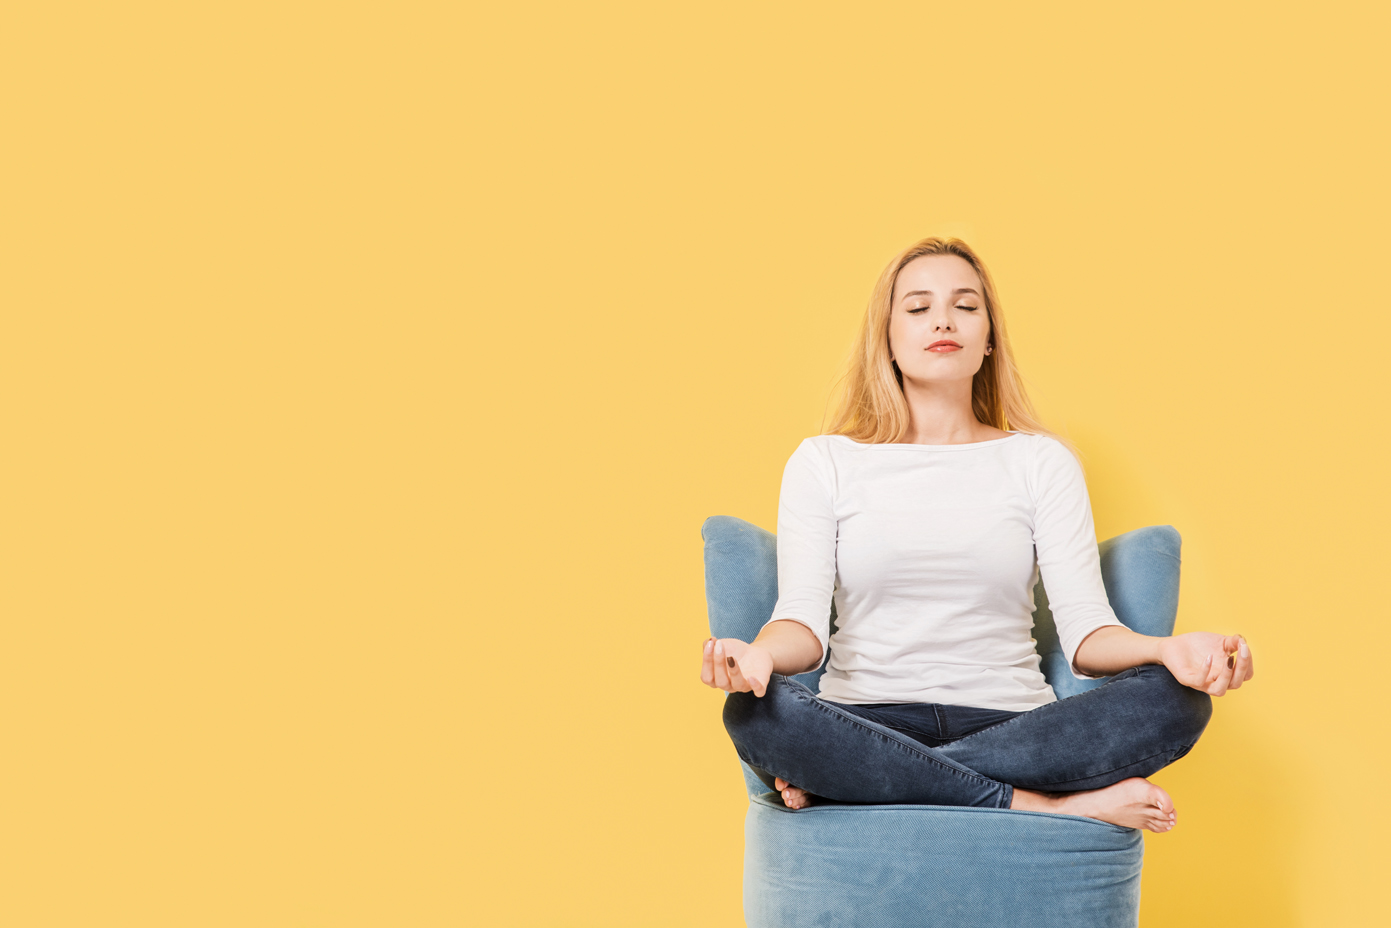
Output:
[{"xmin": 743, "ymin": 793, "xmax": 1142, "ymax": 928}]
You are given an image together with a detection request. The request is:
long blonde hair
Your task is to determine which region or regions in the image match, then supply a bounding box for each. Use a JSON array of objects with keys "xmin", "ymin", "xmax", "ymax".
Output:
[{"xmin": 822, "ymin": 237, "xmax": 1074, "ymax": 454}]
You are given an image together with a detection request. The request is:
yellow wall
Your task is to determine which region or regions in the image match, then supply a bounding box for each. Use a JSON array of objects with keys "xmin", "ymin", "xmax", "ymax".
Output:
[{"xmin": 3, "ymin": 2, "xmax": 1387, "ymax": 925}]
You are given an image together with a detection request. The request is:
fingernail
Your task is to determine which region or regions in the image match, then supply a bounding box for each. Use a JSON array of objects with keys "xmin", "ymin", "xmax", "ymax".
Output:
[
  {"xmin": 726, "ymin": 656, "xmax": 736, "ymax": 668},
  {"xmin": 714, "ymin": 641, "xmax": 723, "ymax": 655},
  {"xmin": 1205, "ymin": 655, "xmax": 1212, "ymax": 667},
  {"xmin": 1239, "ymin": 639, "xmax": 1250, "ymax": 658}
]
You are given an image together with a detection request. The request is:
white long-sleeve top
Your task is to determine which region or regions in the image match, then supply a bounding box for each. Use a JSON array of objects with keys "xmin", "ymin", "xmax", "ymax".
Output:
[{"xmin": 764, "ymin": 431, "xmax": 1125, "ymax": 712}]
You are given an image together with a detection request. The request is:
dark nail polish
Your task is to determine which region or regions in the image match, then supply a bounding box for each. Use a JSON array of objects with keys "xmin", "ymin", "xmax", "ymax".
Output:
[{"xmin": 726, "ymin": 656, "xmax": 736, "ymax": 667}]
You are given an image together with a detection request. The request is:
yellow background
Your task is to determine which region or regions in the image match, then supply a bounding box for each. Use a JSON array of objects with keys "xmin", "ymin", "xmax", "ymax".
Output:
[{"xmin": 3, "ymin": 1, "xmax": 1387, "ymax": 925}]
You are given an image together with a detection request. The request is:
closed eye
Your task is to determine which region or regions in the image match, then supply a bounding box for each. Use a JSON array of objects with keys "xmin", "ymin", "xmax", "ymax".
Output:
[{"xmin": 907, "ymin": 304, "xmax": 977, "ymax": 313}]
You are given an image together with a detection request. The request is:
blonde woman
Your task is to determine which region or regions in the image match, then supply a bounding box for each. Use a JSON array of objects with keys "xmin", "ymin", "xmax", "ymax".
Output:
[{"xmin": 699, "ymin": 237, "xmax": 1253, "ymax": 831}]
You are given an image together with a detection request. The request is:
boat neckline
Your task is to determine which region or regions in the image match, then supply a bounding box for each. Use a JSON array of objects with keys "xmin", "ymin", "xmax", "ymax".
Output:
[{"xmin": 826, "ymin": 431, "xmax": 1026, "ymax": 450}]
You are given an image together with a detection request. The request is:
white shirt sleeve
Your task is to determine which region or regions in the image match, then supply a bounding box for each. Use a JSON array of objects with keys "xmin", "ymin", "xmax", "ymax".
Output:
[
  {"xmin": 762, "ymin": 439, "xmax": 835, "ymax": 667},
  {"xmin": 1029, "ymin": 436, "xmax": 1127, "ymax": 679}
]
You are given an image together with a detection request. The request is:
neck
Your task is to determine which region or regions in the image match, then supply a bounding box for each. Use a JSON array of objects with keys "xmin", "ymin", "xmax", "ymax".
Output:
[{"xmin": 898, "ymin": 377, "xmax": 989, "ymax": 444}]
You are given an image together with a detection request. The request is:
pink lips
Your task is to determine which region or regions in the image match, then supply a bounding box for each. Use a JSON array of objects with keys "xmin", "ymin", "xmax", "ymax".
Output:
[{"xmin": 927, "ymin": 340, "xmax": 963, "ymax": 352}]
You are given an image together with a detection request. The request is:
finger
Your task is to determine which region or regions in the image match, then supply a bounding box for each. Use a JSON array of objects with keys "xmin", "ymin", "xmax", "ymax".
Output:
[
  {"xmin": 1227, "ymin": 639, "xmax": 1253, "ymax": 690},
  {"xmin": 1205, "ymin": 646, "xmax": 1229, "ymax": 687},
  {"xmin": 775, "ymin": 777, "xmax": 788, "ymax": 791},
  {"xmin": 1239, "ymin": 635, "xmax": 1254, "ymax": 681},
  {"xmin": 1202, "ymin": 653, "xmax": 1220, "ymax": 687},
  {"xmin": 700, "ymin": 638, "xmax": 715, "ymax": 686},
  {"xmin": 712, "ymin": 640, "xmax": 730, "ymax": 689},
  {"xmin": 750, "ymin": 669, "xmax": 768, "ymax": 698},
  {"xmin": 726, "ymin": 654, "xmax": 751, "ymax": 692},
  {"xmin": 1208, "ymin": 655, "xmax": 1235, "ymax": 696}
]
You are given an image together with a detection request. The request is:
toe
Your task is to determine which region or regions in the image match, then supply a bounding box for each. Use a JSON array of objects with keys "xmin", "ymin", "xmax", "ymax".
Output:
[{"xmin": 1143, "ymin": 782, "xmax": 1174, "ymax": 815}]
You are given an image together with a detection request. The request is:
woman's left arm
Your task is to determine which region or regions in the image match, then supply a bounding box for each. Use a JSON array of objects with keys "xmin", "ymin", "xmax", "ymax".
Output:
[{"xmin": 1073, "ymin": 626, "xmax": 1255, "ymax": 696}]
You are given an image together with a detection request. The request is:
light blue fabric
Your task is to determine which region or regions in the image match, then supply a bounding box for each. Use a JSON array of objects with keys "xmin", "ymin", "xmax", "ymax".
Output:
[{"xmin": 702, "ymin": 516, "xmax": 1183, "ymax": 928}]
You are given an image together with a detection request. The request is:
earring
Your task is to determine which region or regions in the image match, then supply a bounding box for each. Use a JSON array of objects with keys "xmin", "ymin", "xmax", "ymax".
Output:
[{"xmin": 985, "ymin": 346, "xmax": 993, "ymax": 355}]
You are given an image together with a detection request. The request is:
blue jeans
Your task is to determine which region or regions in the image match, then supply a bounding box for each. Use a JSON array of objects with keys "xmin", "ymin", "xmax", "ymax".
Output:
[{"xmin": 723, "ymin": 664, "xmax": 1212, "ymax": 809}]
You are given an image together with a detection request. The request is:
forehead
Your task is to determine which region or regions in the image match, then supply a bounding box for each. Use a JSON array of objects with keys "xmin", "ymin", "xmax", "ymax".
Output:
[{"xmin": 892, "ymin": 254, "xmax": 981, "ymax": 301}]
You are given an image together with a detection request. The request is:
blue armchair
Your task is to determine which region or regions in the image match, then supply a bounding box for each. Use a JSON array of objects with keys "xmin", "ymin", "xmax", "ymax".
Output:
[{"xmin": 702, "ymin": 515, "xmax": 1183, "ymax": 928}]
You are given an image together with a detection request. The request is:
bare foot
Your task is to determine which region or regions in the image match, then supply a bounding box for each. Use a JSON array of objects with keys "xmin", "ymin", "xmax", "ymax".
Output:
[
  {"xmin": 1011, "ymin": 777, "xmax": 1177, "ymax": 832},
  {"xmin": 773, "ymin": 777, "xmax": 813, "ymax": 810}
]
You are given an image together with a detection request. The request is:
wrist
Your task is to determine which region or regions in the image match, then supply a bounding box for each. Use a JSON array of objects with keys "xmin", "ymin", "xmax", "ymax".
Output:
[{"xmin": 742, "ymin": 643, "xmax": 774, "ymax": 669}]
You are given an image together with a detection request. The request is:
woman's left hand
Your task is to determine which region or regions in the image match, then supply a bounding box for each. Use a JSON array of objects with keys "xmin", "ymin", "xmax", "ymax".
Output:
[{"xmin": 1158, "ymin": 632, "xmax": 1254, "ymax": 696}]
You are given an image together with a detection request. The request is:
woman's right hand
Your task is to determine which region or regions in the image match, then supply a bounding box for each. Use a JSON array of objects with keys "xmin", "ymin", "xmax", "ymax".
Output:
[{"xmin": 700, "ymin": 637, "xmax": 775, "ymax": 697}]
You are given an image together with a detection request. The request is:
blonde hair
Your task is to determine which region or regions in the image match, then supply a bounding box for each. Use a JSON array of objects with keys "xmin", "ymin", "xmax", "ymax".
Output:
[{"xmin": 822, "ymin": 236, "xmax": 1074, "ymax": 455}]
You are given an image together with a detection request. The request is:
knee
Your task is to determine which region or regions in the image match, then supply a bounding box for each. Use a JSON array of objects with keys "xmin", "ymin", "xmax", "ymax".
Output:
[
  {"xmin": 721, "ymin": 674, "xmax": 798, "ymax": 748},
  {"xmin": 721, "ymin": 689, "xmax": 758, "ymax": 742},
  {"xmin": 1140, "ymin": 664, "xmax": 1213, "ymax": 742}
]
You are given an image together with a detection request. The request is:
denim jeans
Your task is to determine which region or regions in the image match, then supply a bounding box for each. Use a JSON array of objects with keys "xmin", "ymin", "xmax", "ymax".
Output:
[{"xmin": 723, "ymin": 664, "xmax": 1212, "ymax": 809}]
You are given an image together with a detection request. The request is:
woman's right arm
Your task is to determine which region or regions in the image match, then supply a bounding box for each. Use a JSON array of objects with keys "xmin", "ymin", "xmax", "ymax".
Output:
[
  {"xmin": 700, "ymin": 619, "xmax": 824, "ymax": 697},
  {"xmin": 699, "ymin": 439, "xmax": 836, "ymax": 698}
]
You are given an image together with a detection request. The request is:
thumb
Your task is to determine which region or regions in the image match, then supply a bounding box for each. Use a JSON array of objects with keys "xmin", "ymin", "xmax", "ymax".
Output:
[{"xmin": 751, "ymin": 673, "xmax": 767, "ymax": 698}]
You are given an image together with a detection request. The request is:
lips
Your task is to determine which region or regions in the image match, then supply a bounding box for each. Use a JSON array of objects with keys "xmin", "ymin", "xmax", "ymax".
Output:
[{"xmin": 927, "ymin": 340, "xmax": 963, "ymax": 352}]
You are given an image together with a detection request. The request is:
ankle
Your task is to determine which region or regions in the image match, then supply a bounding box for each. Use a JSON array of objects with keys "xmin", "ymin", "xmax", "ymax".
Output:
[{"xmin": 1009, "ymin": 788, "xmax": 1059, "ymax": 813}]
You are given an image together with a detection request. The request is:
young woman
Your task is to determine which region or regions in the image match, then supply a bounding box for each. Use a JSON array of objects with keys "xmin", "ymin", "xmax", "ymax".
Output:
[{"xmin": 699, "ymin": 237, "xmax": 1253, "ymax": 832}]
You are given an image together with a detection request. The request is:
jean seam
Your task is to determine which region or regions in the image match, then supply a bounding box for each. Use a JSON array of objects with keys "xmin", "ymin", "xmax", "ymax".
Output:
[
  {"xmin": 1168, "ymin": 738, "xmax": 1200, "ymax": 763},
  {"xmin": 786, "ymin": 685, "xmax": 1007, "ymax": 799},
  {"xmin": 943, "ymin": 665, "xmax": 1149, "ymax": 747},
  {"xmin": 1024, "ymin": 745, "xmax": 1188, "ymax": 790}
]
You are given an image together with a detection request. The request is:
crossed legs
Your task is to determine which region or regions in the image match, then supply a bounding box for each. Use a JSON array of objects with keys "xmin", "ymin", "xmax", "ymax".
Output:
[{"xmin": 723, "ymin": 665, "xmax": 1212, "ymax": 831}]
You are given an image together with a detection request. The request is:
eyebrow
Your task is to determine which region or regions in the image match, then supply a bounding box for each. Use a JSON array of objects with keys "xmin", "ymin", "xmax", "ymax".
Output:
[{"xmin": 898, "ymin": 288, "xmax": 980, "ymax": 302}]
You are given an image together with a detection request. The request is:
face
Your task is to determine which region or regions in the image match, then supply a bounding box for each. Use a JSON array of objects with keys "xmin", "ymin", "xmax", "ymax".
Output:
[{"xmin": 887, "ymin": 254, "xmax": 992, "ymax": 386}]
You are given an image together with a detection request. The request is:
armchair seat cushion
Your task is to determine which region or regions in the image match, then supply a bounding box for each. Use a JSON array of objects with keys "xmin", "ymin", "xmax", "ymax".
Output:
[{"xmin": 745, "ymin": 794, "xmax": 1141, "ymax": 928}]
